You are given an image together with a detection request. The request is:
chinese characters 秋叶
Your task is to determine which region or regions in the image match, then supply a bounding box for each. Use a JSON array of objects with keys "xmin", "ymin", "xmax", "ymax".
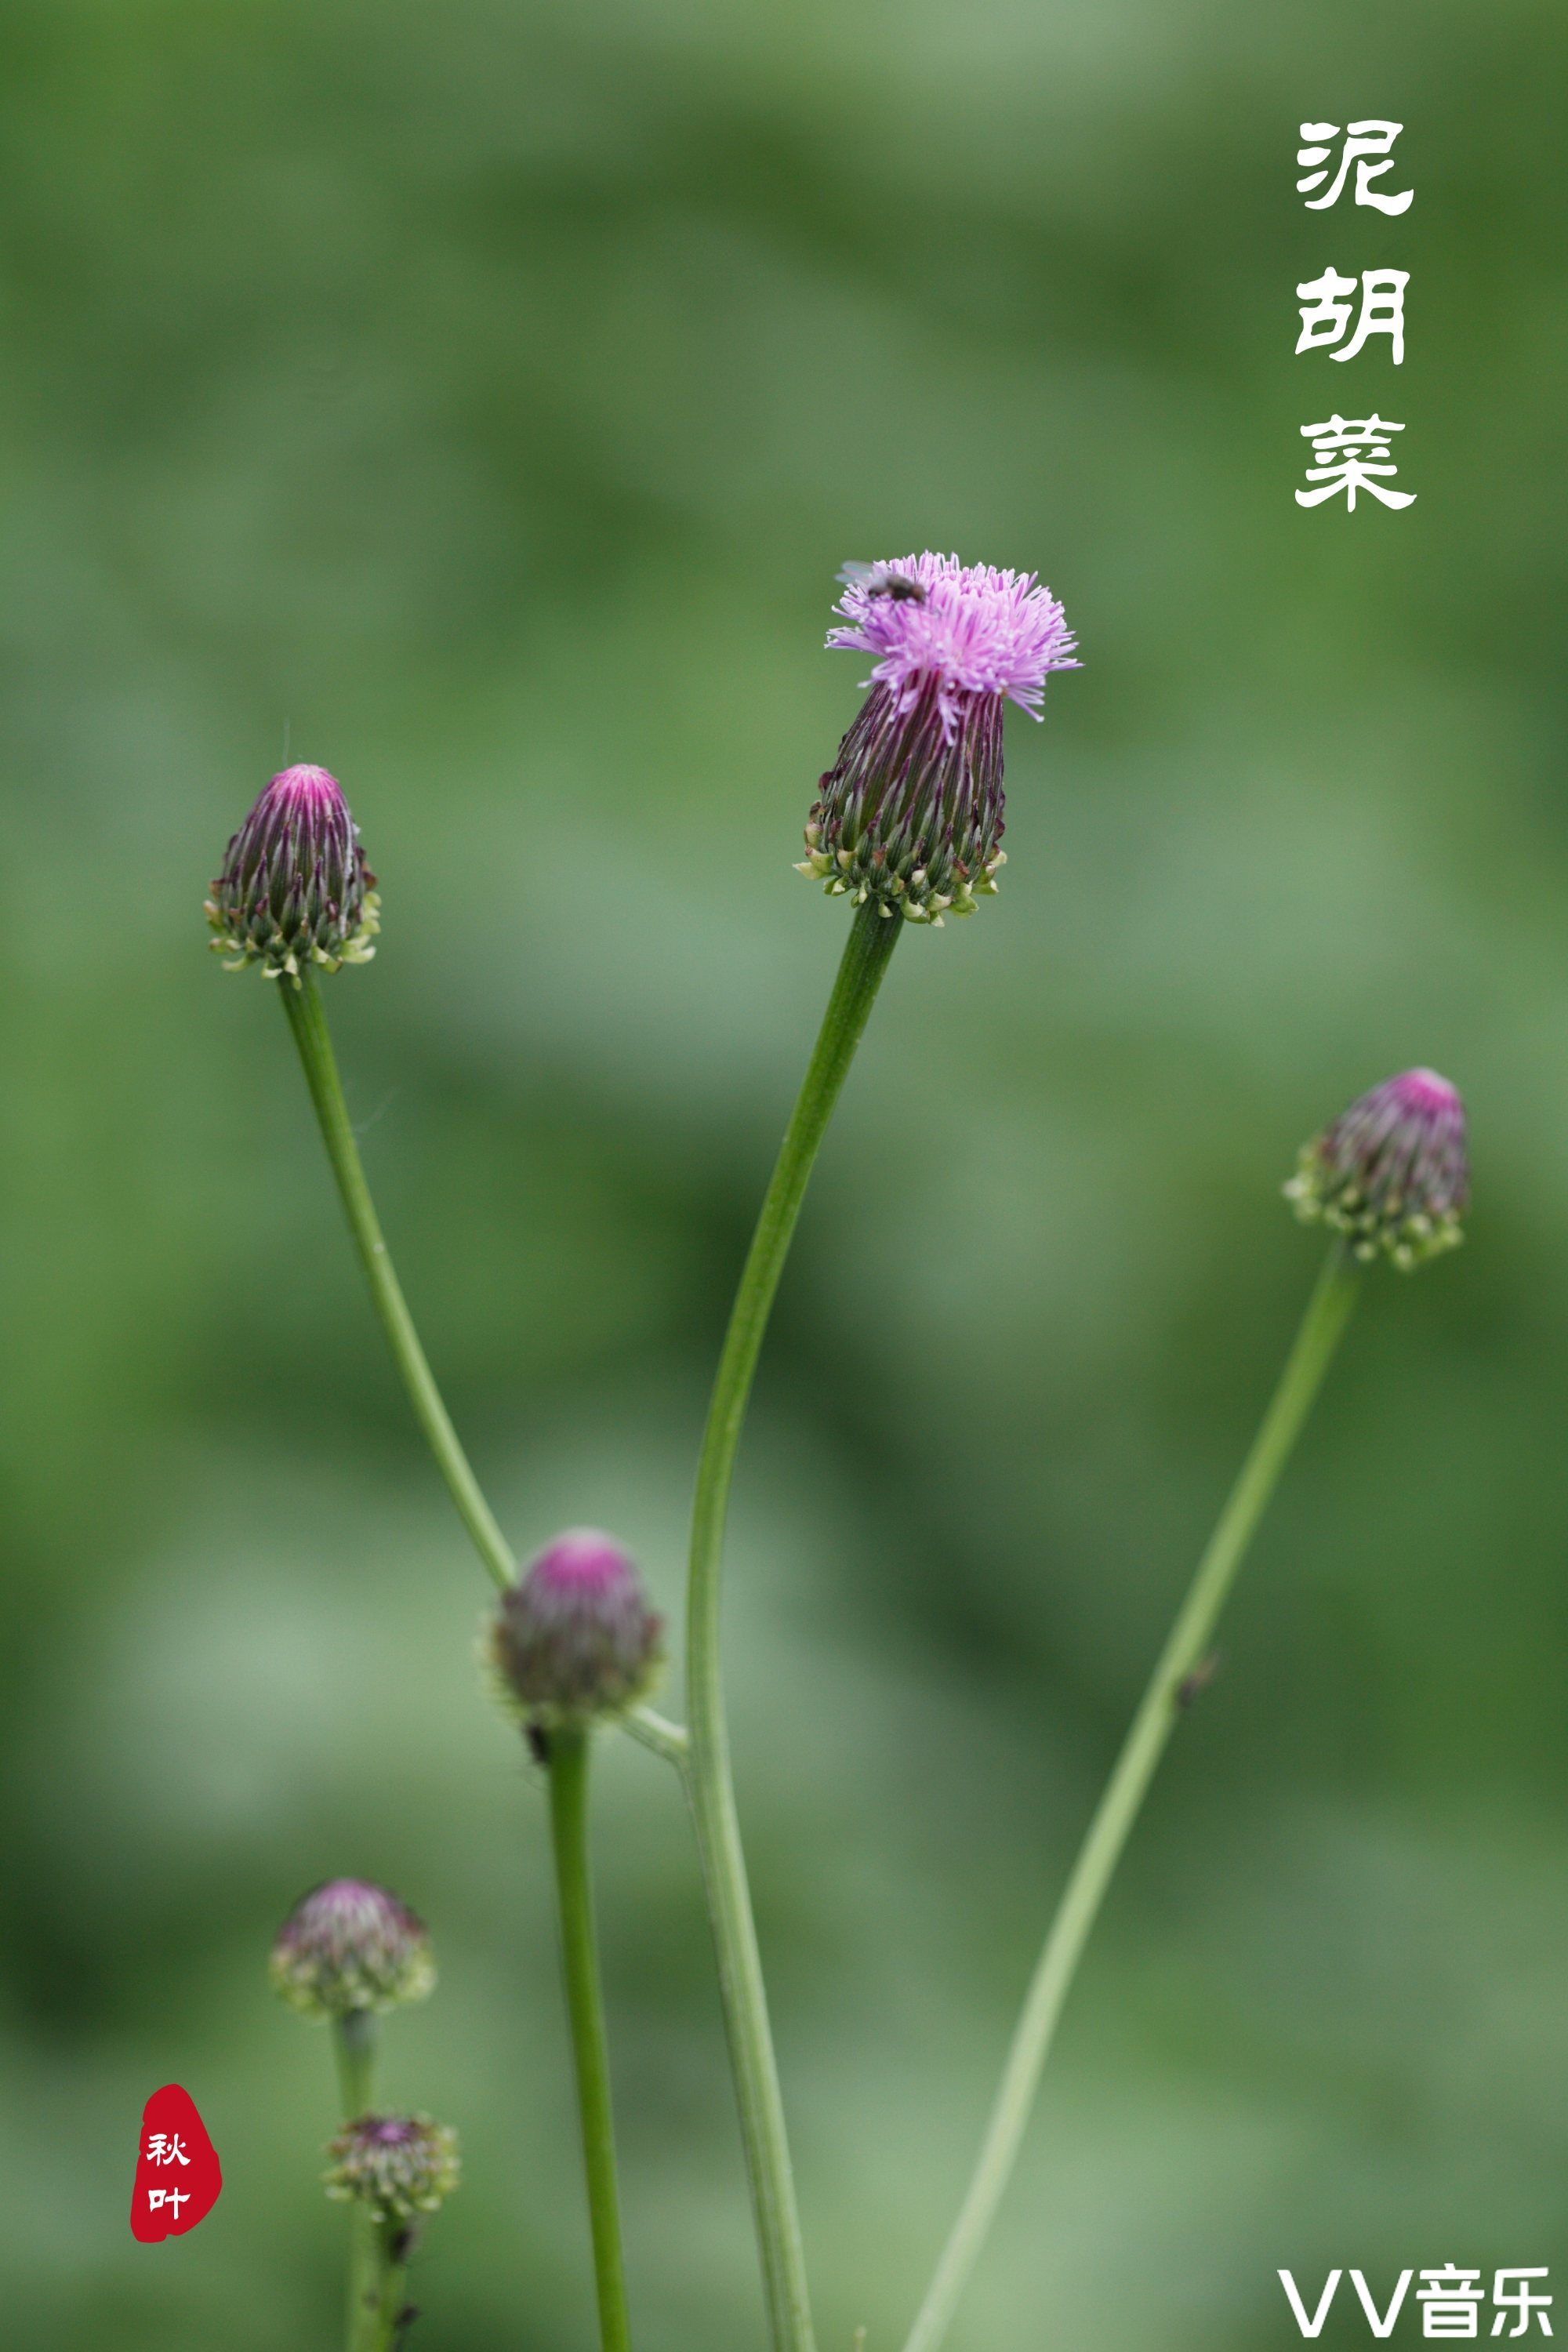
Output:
[{"xmin": 143, "ymin": 2126, "xmax": 191, "ymax": 2223}]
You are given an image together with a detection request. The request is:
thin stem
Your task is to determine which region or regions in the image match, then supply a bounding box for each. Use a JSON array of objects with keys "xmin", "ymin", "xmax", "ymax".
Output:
[
  {"xmin": 686, "ymin": 899, "xmax": 902, "ymax": 2352},
  {"xmin": 281, "ymin": 971, "xmax": 516, "ymax": 1592},
  {"xmin": 622, "ymin": 1705, "xmax": 691, "ymax": 1767},
  {"xmin": 547, "ymin": 1726, "xmax": 633, "ymax": 2352},
  {"xmin": 332, "ymin": 2010, "xmax": 379, "ymax": 2352},
  {"xmin": 901, "ymin": 1243, "xmax": 1361, "ymax": 2352},
  {"xmin": 365, "ymin": 2223, "xmax": 412, "ymax": 2352},
  {"xmin": 333, "ymin": 2006, "xmax": 376, "ymax": 2120}
]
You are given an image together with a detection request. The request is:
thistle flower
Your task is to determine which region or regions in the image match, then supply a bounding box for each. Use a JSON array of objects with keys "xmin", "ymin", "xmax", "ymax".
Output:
[
  {"xmin": 206, "ymin": 764, "xmax": 379, "ymax": 982},
  {"xmin": 270, "ymin": 1878, "xmax": 435, "ymax": 2018},
  {"xmin": 487, "ymin": 1528, "xmax": 664, "ymax": 1728},
  {"xmin": 797, "ymin": 554, "xmax": 1078, "ymax": 924},
  {"xmin": 1285, "ymin": 1067, "xmax": 1468, "ymax": 1269},
  {"xmin": 325, "ymin": 2114, "xmax": 460, "ymax": 2221}
]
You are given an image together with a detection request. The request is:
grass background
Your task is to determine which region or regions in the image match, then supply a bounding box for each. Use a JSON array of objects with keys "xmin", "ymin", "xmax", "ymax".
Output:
[{"xmin": 2, "ymin": 2, "xmax": 1566, "ymax": 2345}]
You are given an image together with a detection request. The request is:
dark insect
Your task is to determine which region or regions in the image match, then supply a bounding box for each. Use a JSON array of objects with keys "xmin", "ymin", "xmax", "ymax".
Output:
[
  {"xmin": 837, "ymin": 560, "xmax": 927, "ymax": 604},
  {"xmin": 1175, "ymin": 1650, "xmax": 1224, "ymax": 1711}
]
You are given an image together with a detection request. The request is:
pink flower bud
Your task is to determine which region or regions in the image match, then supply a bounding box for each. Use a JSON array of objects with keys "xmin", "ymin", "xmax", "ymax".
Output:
[
  {"xmin": 488, "ymin": 1529, "xmax": 664, "ymax": 1727},
  {"xmin": 325, "ymin": 2113, "xmax": 459, "ymax": 2220},
  {"xmin": 270, "ymin": 1878, "xmax": 434, "ymax": 2017},
  {"xmin": 1285, "ymin": 1068, "xmax": 1468, "ymax": 1269},
  {"xmin": 207, "ymin": 764, "xmax": 379, "ymax": 982}
]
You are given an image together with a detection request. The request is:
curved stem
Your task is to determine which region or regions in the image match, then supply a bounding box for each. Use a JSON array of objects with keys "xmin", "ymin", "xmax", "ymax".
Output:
[
  {"xmin": 547, "ymin": 1726, "xmax": 634, "ymax": 2352},
  {"xmin": 281, "ymin": 973, "xmax": 516, "ymax": 1592},
  {"xmin": 622, "ymin": 1705, "xmax": 690, "ymax": 1767},
  {"xmin": 686, "ymin": 900, "xmax": 902, "ymax": 2352},
  {"xmin": 332, "ymin": 2010, "xmax": 379, "ymax": 2352},
  {"xmin": 901, "ymin": 1244, "xmax": 1361, "ymax": 2352}
]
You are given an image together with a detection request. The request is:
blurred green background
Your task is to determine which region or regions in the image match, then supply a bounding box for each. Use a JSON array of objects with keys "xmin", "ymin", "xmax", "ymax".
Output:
[{"xmin": 2, "ymin": 2, "xmax": 1566, "ymax": 2346}]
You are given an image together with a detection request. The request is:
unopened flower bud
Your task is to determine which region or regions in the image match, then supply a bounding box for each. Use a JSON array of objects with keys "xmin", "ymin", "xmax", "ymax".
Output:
[
  {"xmin": 1284, "ymin": 1068, "xmax": 1468, "ymax": 1269},
  {"xmin": 270, "ymin": 1878, "xmax": 434, "ymax": 2018},
  {"xmin": 799, "ymin": 555, "xmax": 1078, "ymax": 924},
  {"xmin": 325, "ymin": 2114, "xmax": 459, "ymax": 2220},
  {"xmin": 488, "ymin": 1528, "xmax": 664, "ymax": 1728},
  {"xmin": 206, "ymin": 764, "xmax": 379, "ymax": 982}
]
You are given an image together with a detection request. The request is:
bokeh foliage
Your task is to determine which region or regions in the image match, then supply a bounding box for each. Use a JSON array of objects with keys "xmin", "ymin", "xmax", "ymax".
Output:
[{"xmin": 2, "ymin": 2, "xmax": 1566, "ymax": 2346}]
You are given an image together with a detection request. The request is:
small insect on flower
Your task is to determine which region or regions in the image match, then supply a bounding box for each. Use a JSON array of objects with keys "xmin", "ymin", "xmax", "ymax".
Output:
[
  {"xmin": 1285, "ymin": 1067, "xmax": 1469, "ymax": 1270},
  {"xmin": 836, "ymin": 561, "xmax": 928, "ymax": 604},
  {"xmin": 800, "ymin": 553, "xmax": 1078, "ymax": 924}
]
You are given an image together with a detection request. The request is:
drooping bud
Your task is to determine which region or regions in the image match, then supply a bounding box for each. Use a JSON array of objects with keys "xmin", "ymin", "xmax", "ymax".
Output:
[
  {"xmin": 270, "ymin": 1878, "xmax": 435, "ymax": 2018},
  {"xmin": 798, "ymin": 554, "xmax": 1078, "ymax": 924},
  {"xmin": 487, "ymin": 1528, "xmax": 664, "ymax": 1728},
  {"xmin": 325, "ymin": 2114, "xmax": 460, "ymax": 2221},
  {"xmin": 206, "ymin": 764, "xmax": 379, "ymax": 982},
  {"xmin": 1284, "ymin": 1068, "xmax": 1468, "ymax": 1269}
]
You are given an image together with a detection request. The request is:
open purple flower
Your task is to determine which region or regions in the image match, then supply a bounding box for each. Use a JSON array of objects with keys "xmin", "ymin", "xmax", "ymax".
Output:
[
  {"xmin": 1285, "ymin": 1068, "xmax": 1468, "ymax": 1269},
  {"xmin": 207, "ymin": 764, "xmax": 379, "ymax": 982},
  {"xmin": 798, "ymin": 554, "xmax": 1078, "ymax": 923}
]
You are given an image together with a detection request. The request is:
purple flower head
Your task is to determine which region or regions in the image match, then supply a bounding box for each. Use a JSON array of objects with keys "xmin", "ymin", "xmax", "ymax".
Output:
[
  {"xmin": 800, "ymin": 554, "xmax": 1078, "ymax": 924},
  {"xmin": 488, "ymin": 1529, "xmax": 664, "ymax": 1728},
  {"xmin": 270, "ymin": 1878, "xmax": 434, "ymax": 2018},
  {"xmin": 325, "ymin": 2112, "xmax": 460, "ymax": 2220},
  {"xmin": 827, "ymin": 553, "xmax": 1079, "ymax": 734},
  {"xmin": 1285, "ymin": 1067, "xmax": 1468, "ymax": 1270},
  {"xmin": 206, "ymin": 764, "xmax": 379, "ymax": 983}
]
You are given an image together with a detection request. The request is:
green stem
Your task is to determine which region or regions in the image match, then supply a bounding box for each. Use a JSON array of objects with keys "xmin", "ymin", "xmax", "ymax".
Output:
[
  {"xmin": 686, "ymin": 899, "xmax": 902, "ymax": 2352},
  {"xmin": 332, "ymin": 2009, "xmax": 379, "ymax": 2352},
  {"xmin": 622, "ymin": 1705, "xmax": 690, "ymax": 1767},
  {"xmin": 901, "ymin": 1243, "xmax": 1360, "ymax": 2352},
  {"xmin": 281, "ymin": 972, "xmax": 516, "ymax": 1592},
  {"xmin": 333, "ymin": 2006, "xmax": 376, "ymax": 2120},
  {"xmin": 365, "ymin": 2223, "xmax": 412, "ymax": 2352},
  {"xmin": 548, "ymin": 1726, "xmax": 633, "ymax": 2352}
]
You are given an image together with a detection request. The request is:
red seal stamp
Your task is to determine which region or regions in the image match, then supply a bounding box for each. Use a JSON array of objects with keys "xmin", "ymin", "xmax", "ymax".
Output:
[{"xmin": 130, "ymin": 2084, "xmax": 223, "ymax": 2241}]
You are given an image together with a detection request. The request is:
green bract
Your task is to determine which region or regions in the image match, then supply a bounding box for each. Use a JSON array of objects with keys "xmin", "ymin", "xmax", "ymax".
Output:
[{"xmin": 207, "ymin": 764, "xmax": 379, "ymax": 983}]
